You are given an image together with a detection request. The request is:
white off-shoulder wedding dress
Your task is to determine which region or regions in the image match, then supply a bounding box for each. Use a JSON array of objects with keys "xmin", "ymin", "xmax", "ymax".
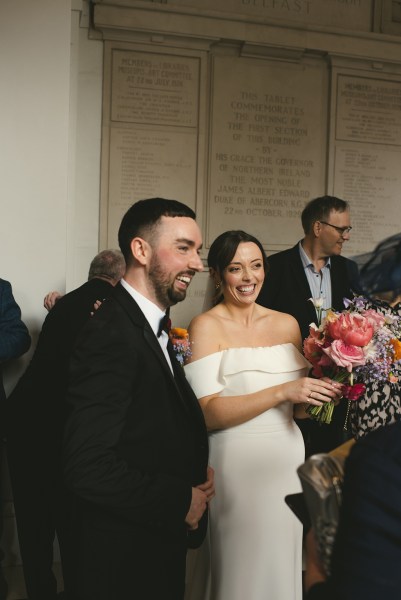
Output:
[{"xmin": 184, "ymin": 344, "xmax": 310, "ymax": 600}]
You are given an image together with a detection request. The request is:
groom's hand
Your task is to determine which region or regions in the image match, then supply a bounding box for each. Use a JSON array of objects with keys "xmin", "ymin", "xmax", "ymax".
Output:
[
  {"xmin": 185, "ymin": 488, "xmax": 208, "ymax": 530},
  {"xmin": 196, "ymin": 465, "xmax": 215, "ymax": 503}
]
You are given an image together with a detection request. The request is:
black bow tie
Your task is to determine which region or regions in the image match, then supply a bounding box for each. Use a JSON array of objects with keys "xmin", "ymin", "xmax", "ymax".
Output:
[{"xmin": 157, "ymin": 313, "xmax": 171, "ymax": 337}]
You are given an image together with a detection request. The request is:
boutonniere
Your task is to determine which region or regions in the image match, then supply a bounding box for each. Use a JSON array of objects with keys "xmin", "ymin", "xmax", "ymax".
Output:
[{"xmin": 169, "ymin": 327, "xmax": 191, "ymax": 366}]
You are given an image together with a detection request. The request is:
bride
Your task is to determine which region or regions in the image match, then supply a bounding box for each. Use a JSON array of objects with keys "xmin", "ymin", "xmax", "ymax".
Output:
[{"xmin": 184, "ymin": 230, "xmax": 342, "ymax": 600}]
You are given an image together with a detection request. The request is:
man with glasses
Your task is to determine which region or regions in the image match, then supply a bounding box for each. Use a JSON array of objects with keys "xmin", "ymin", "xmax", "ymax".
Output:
[{"xmin": 258, "ymin": 195, "xmax": 358, "ymax": 455}]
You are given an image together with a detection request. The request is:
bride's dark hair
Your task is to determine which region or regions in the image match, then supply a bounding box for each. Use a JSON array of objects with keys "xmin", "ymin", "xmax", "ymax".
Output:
[{"xmin": 208, "ymin": 230, "xmax": 268, "ymax": 304}]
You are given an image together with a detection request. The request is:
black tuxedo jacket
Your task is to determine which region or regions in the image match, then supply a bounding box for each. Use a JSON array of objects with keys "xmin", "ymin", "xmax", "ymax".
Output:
[
  {"xmin": 5, "ymin": 277, "xmax": 114, "ymax": 442},
  {"xmin": 63, "ymin": 283, "xmax": 209, "ymax": 600},
  {"xmin": 258, "ymin": 244, "xmax": 357, "ymax": 341},
  {"xmin": 5, "ymin": 278, "xmax": 113, "ymax": 600}
]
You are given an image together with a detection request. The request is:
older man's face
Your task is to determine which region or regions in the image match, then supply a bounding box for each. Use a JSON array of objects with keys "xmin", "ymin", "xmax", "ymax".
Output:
[{"xmin": 317, "ymin": 209, "xmax": 351, "ymax": 257}]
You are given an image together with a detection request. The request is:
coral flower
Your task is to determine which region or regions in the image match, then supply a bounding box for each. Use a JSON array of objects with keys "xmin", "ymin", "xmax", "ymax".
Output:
[{"xmin": 327, "ymin": 313, "xmax": 374, "ymax": 347}]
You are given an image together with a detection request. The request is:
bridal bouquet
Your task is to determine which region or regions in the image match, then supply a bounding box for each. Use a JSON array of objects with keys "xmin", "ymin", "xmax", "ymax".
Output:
[
  {"xmin": 169, "ymin": 327, "xmax": 191, "ymax": 366},
  {"xmin": 303, "ymin": 295, "xmax": 401, "ymax": 424}
]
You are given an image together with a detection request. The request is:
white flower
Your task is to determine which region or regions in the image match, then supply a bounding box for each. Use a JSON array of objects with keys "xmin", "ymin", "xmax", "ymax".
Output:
[
  {"xmin": 309, "ymin": 297, "xmax": 326, "ymax": 326},
  {"xmin": 309, "ymin": 296, "xmax": 325, "ymax": 309},
  {"xmin": 363, "ymin": 339, "xmax": 378, "ymax": 361},
  {"xmin": 384, "ymin": 314, "xmax": 398, "ymax": 326}
]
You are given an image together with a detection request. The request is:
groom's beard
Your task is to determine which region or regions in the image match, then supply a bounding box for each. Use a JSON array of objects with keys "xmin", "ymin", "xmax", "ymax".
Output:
[{"xmin": 149, "ymin": 255, "xmax": 192, "ymax": 307}]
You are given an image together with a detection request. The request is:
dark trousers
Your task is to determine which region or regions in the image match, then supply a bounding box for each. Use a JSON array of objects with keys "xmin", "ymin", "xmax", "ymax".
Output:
[
  {"xmin": 75, "ymin": 511, "xmax": 187, "ymax": 600},
  {"xmin": 0, "ymin": 440, "xmax": 8, "ymax": 600},
  {"xmin": 7, "ymin": 437, "xmax": 77, "ymax": 600}
]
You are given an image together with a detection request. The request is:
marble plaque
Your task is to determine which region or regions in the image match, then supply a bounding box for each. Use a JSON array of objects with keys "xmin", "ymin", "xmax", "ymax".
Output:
[
  {"xmin": 336, "ymin": 75, "xmax": 401, "ymax": 145},
  {"xmin": 333, "ymin": 74, "xmax": 401, "ymax": 256},
  {"xmin": 169, "ymin": 0, "xmax": 373, "ymax": 32},
  {"xmin": 104, "ymin": 48, "xmax": 200, "ymax": 247},
  {"xmin": 107, "ymin": 126, "xmax": 198, "ymax": 247},
  {"xmin": 334, "ymin": 145, "xmax": 401, "ymax": 256},
  {"xmin": 111, "ymin": 49, "xmax": 199, "ymax": 127},
  {"xmin": 207, "ymin": 55, "xmax": 327, "ymax": 250}
]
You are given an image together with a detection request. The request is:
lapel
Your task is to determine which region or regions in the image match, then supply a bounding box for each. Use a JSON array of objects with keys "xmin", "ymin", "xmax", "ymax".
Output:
[
  {"xmin": 112, "ymin": 284, "xmax": 203, "ymax": 422},
  {"xmin": 287, "ymin": 245, "xmax": 317, "ymax": 325},
  {"xmin": 167, "ymin": 341, "xmax": 207, "ymax": 427},
  {"xmin": 330, "ymin": 256, "xmax": 346, "ymax": 311}
]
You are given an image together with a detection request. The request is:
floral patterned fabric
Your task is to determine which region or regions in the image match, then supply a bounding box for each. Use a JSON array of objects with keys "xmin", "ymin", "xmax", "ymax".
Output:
[{"xmin": 350, "ymin": 300, "xmax": 401, "ymax": 439}]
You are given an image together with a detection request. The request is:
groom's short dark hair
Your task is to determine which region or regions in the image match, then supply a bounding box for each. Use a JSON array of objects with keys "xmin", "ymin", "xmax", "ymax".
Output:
[{"xmin": 118, "ymin": 197, "xmax": 196, "ymax": 263}]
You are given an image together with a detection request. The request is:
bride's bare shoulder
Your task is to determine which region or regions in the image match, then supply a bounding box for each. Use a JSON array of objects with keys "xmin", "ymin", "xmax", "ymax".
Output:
[
  {"xmin": 256, "ymin": 305, "xmax": 302, "ymax": 346},
  {"xmin": 189, "ymin": 307, "xmax": 221, "ymax": 334},
  {"xmin": 187, "ymin": 307, "xmax": 224, "ymax": 360}
]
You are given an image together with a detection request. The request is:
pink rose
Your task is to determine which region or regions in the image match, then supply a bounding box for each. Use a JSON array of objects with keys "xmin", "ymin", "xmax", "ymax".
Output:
[
  {"xmin": 327, "ymin": 313, "xmax": 374, "ymax": 347},
  {"xmin": 362, "ymin": 309, "xmax": 385, "ymax": 332},
  {"xmin": 323, "ymin": 339, "xmax": 366, "ymax": 372}
]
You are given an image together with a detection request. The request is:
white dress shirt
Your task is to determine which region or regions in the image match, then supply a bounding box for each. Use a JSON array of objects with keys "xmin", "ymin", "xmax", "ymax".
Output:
[{"xmin": 298, "ymin": 241, "xmax": 332, "ymax": 319}]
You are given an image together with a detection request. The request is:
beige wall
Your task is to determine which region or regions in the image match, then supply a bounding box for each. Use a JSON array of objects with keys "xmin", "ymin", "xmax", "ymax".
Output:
[
  {"xmin": 0, "ymin": 0, "xmax": 102, "ymax": 567},
  {"xmin": 0, "ymin": 0, "xmax": 103, "ymax": 386}
]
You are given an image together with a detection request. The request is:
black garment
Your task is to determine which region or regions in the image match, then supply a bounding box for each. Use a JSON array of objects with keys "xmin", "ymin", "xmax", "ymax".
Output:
[
  {"xmin": 63, "ymin": 283, "xmax": 208, "ymax": 600},
  {"xmin": 0, "ymin": 278, "xmax": 31, "ymax": 600},
  {"xmin": 258, "ymin": 244, "xmax": 358, "ymax": 455},
  {"xmin": 306, "ymin": 421, "xmax": 401, "ymax": 600},
  {"xmin": 5, "ymin": 278, "xmax": 114, "ymax": 600},
  {"xmin": 0, "ymin": 278, "xmax": 31, "ymax": 406}
]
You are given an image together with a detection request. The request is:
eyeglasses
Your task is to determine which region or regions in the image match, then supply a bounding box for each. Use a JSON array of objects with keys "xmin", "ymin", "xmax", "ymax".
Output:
[{"xmin": 319, "ymin": 221, "xmax": 352, "ymax": 236}]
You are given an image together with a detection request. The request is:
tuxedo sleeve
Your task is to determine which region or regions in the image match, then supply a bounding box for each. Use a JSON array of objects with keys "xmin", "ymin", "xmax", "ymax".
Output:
[{"xmin": 63, "ymin": 308, "xmax": 192, "ymax": 531}]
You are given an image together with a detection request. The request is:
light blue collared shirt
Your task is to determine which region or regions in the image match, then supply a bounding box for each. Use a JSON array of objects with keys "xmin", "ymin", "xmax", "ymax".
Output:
[
  {"xmin": 298, "ymin": 241, "xmax": 332, "ymax": 319},
  {"xmin": 120, "ymin": 279, "xmax": 173, "ymax": 373}
]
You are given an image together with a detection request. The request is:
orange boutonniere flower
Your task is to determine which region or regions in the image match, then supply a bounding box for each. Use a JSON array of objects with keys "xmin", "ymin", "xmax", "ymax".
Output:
[{"xmin": 170, "ymin": 327, "xmax": 188, "ymax": 340}]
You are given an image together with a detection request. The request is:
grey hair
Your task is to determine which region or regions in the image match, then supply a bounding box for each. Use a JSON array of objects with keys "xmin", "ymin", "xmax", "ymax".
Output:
[{"xmin": 88, "ymin": 249, "xmax": 125, "ymax": 282}]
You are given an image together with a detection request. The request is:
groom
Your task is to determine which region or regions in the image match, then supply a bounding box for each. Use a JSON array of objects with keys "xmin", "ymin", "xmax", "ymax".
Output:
[{"xmin": 63, "ymin": 198, "xmax": 212, "ymax": 600}]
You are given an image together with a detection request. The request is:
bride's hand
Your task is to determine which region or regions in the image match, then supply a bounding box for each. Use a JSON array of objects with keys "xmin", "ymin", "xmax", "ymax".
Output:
[{"xmin": 282, "ymin": 377, "xmax": 343, "ymax": 407}]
